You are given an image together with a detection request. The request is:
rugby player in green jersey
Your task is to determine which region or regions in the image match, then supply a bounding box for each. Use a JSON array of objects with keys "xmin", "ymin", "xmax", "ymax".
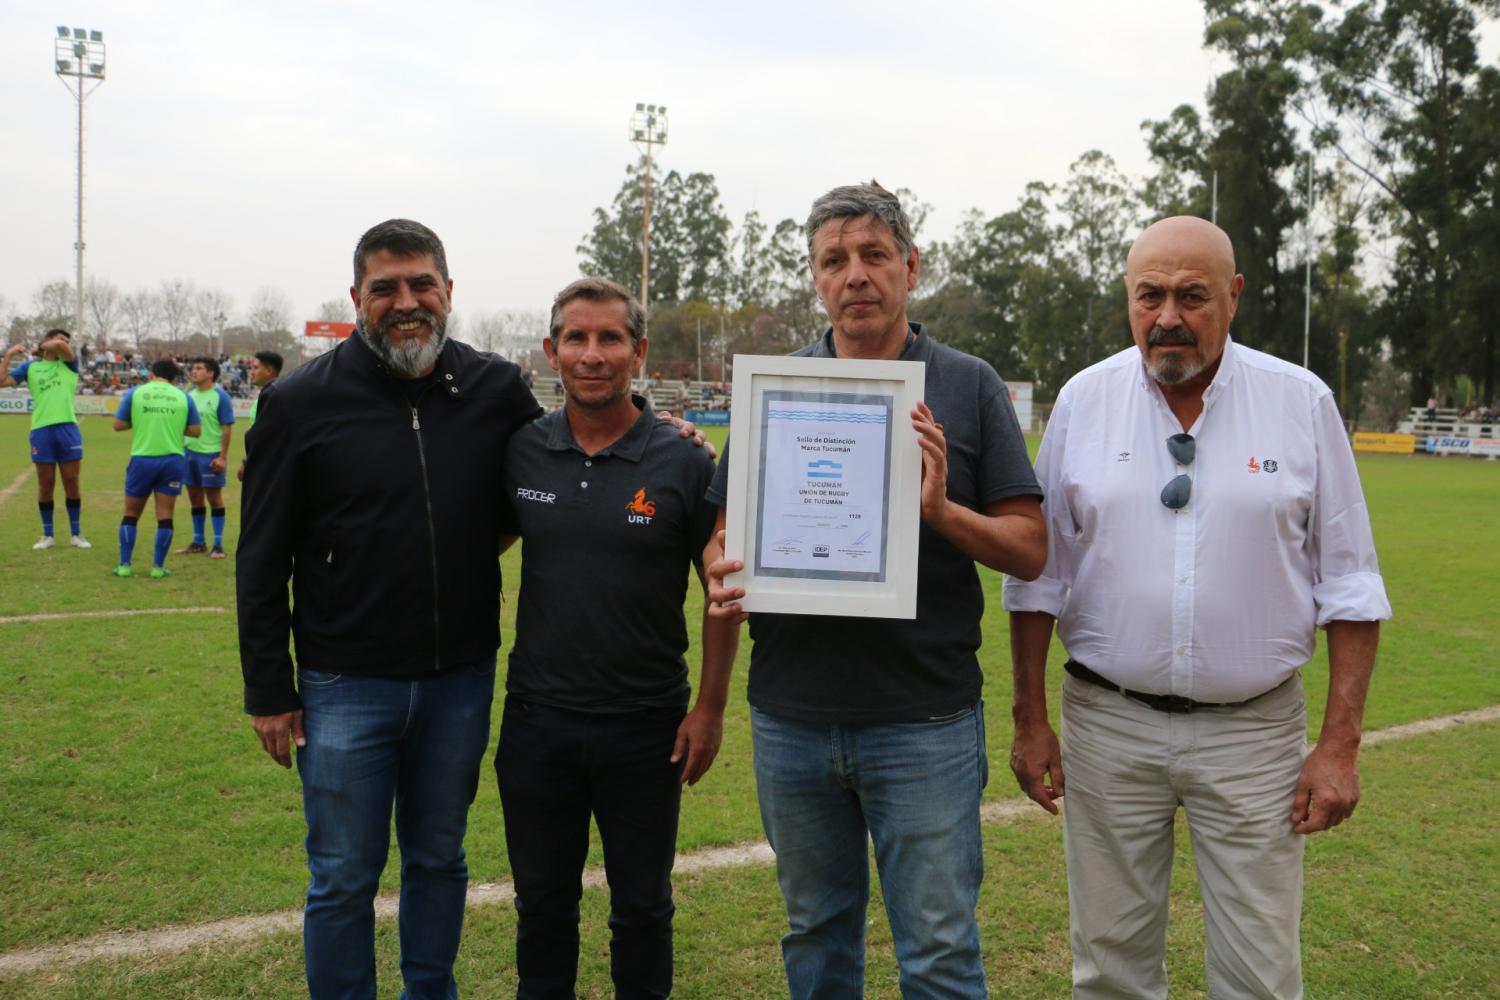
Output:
[
  {"xmin": 110, "ymin": 359, "xmax": 202, "ymax": 578},
  {"xmin": 180, "ymin": 357, "xmax": 236, "ymax": 558},
  {"xmin": 1, "ymin": 329, "xmax": 92, "ymax": 550}
]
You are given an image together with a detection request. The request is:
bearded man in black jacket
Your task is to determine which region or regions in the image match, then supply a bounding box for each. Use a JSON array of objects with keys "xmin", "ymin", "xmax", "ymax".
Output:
[{"xmin": 237, "ymin": 219, "xmax": 542, "ymax": 1000}]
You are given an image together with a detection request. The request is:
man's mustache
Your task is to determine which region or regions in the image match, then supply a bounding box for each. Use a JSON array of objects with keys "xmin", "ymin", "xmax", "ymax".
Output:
[
  {"xmin": 1148, "ymin": 326, "xmax": 1196, "ymax": 347},
  {"xmin": 374, "ymin": 309, "xmax": 442, "ymax": 338}
]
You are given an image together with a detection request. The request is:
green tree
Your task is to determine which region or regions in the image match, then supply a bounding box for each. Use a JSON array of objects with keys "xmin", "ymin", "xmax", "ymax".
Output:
[
  {"xmin": 1308, "ymin": 0, "xmax": 1500, "ymax": 402},
  {"xmin": 577, "ymin": 158, "xmax": 733, "ymax": 308}
]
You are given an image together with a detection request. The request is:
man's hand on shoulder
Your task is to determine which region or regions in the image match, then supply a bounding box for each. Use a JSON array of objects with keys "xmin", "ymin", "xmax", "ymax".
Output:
[
  {"xmin": 659, "ymin": 411, "xmax": 717, "ymax": 458},
  {"xmin": 252, "ymin": 711, "xmax": 306, "ymax": 769}
]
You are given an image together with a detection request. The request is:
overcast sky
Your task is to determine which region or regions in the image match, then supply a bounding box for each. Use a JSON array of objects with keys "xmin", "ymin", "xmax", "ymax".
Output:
[{"xmin": 3, "ymin": 1, "xmax": 1495, "ymax": 334}]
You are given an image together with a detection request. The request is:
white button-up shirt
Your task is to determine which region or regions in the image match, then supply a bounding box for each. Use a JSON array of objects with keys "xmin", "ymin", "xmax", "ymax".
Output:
[{"xmin": 1004, "ymin": 338, "xmax": 1391, "ymax": 702}]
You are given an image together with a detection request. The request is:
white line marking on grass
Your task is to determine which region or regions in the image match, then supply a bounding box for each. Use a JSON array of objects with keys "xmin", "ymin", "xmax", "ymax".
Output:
[
  {"xmin": 0, "ymin": 607, "xmax": 228, "ymax": 625},
  {"xmin": 3, "ymin": 705, "xmax": 1497, "ymax": 977},
  {"xmin": 0, "ymin": 468, "xmax": 31, "ymax": 506},
  {"xmin": 1360, "ymin": 703, "xmax": 1500, "ymax": 744}
]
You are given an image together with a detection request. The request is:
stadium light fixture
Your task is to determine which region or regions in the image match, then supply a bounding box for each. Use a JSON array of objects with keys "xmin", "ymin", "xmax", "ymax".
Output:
[
  {"xmin": 628, "ymin": 102, "xmax": 669, "ymax": 331},
  {"xmin": 53, "ymin": 25, "xmax": 106, "ymax": 339}
]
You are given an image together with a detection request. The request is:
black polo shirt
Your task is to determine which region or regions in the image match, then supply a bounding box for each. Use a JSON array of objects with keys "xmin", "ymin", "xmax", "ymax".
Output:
[
  {"xmin": 706, "ymin": 324, "xmax": 1042, "ymax": 724},
  {"xmin": 501, "ymin": 397, "xmax": 718, "ymax": 712}
]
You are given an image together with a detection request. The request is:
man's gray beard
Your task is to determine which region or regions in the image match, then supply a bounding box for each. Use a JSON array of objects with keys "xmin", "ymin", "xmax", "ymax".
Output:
[
  {"xmin": 1145, "ymin": 327, "xmax": 1204, "ymax": 386},
  {"xmin": 1147, "ymin": 352, "xmax": 1206, "ymax": 386},
  {"xmin": 360, "ymin": 310, "xmax": 446, "ymax": 378}
]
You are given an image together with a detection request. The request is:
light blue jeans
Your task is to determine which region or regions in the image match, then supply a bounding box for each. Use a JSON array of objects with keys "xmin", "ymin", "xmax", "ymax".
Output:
[
  {"xmin": 751, "ymin": 705, "xmax": 990, "ymax": 1000},
  {"xmin": 296, "ymin": 658, "xmax": 496, "ymax": 1000}
]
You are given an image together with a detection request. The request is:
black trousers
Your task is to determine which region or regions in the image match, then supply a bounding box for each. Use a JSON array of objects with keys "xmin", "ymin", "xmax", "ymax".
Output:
[{"xmin": 496, "ymin": 697, "xmax": 684, "ymax": 1000}]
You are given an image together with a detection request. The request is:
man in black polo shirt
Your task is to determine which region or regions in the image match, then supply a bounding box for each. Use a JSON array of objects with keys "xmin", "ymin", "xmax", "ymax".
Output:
[
  {"xmin": 497, "ymin": 276, "xmax": 739, "ymax": 999},
  {"xmin": 705, "ymin": 182, "xmax": 1046, "ymax": 999}
]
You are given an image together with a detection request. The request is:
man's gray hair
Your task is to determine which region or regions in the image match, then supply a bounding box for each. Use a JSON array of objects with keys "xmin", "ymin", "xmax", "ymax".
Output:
[
  {"xmin": 549, "ymin": 277, "xmax": 646, "ymax": 346},
  {"xmin": 804, "ymin": 180, "xmax": 915, "ymax": 262}
]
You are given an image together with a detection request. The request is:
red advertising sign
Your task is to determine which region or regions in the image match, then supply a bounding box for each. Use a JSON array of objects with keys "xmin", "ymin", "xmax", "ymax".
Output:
[{"xmin": 305, "ymin": 321, "xmax": 355, "ymax": 339}]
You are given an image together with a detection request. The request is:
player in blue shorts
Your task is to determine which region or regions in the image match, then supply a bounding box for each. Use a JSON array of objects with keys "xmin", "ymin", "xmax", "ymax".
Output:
[
  {"xmin": 111, "ymin": 360, "xmax": 202, "ymax": 578},
  {"xmin": 180, "ymin": 357, "xmax": 236, "ymax": 558},
  {"xmin": 1, "ymin": 329, "xmax": 92, "ymax": 550}
]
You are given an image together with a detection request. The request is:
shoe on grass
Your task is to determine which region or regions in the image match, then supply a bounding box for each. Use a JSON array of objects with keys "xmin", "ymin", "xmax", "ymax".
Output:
[
  {"xmin": 150, "ymin": 566, "xmax": 172, "ymax": 579},
  {"xmin": 32, "ymin": 536, "xmax": 56, "ymax": 550},
  {"xmin": 111, "ymin": 565, "xmax": 132, "ymax": 578},
  {"xmin": 70, "ymin": 535, "xmax": 93, "ymax": 549},
  {"xmin": 177, "ymin": 542, "xmax": 207, "ymax": 555},
  {"xmin": 210, "ymin": 545, "xmax": 226, "ymax": 559}
]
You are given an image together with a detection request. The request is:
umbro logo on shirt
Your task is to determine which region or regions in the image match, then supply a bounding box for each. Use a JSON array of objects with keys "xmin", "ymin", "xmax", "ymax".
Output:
[{"xmin": 626, "ymin": 488, "xmax": 656, "ymax": 525}]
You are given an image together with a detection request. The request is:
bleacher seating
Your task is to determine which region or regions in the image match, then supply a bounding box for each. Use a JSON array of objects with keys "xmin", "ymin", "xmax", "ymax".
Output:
[
  {"xmin": 1395, "ymin": 407, "xmax": 1498, "ymax": 442},
  {"xmin": 531, "ymin": 375, "xmax": 732, "ymax": 413}
]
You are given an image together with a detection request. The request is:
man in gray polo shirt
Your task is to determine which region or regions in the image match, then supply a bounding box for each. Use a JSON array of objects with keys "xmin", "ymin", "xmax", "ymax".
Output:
[
  {"xmin": 496, "ymin": 276, "xmax": 739, "ymax": 999},
  {"xmin": 705, "ymin": 181, "xmax": 1047, "ymax": 999}
]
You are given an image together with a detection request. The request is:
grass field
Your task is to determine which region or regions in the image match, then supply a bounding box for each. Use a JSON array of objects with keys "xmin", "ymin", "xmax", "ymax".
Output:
[{"xmin": 1, "ymin": 414, "xmax": 1497, "ymax": 998}]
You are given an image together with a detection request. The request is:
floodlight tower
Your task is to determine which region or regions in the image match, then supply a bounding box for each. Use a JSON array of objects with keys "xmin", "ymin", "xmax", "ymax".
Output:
[
  {"xmin": 54, "ymin": 26, "xmax": 106, "ymax": 340},
  {"xmin": 630, "ymin": 103, "xmax": 668, "ymax": 321}
]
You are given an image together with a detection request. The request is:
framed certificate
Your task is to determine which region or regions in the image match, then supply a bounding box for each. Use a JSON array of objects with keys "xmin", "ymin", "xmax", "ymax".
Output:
[{"xmin": 722, "ymin": 354, "xmax": 924, "ymax": 618}]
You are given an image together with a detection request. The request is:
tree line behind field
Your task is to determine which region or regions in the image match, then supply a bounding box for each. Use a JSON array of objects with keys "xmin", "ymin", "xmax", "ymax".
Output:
[
  {"xmin": 5, "ymin": 1, "xmax": 1496, "ymax": 428},
  {"xmin": 577, "ymin": 0, "xmax": 1500, "ymax": 428}
]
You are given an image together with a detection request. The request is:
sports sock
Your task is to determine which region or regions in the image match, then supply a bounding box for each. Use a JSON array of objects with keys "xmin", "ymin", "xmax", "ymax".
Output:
[
  {"xmin": 66, "ymin": 497, "xmax": 82, "ymax": 536},
  {"xmin": 211, "ymin": 506, "xmax": 226, "ymax": 547},
  {"xmin": 38, "ymin": 501, "xmax": 55, "ymax": 537},
  {"xmin": 190, "ymin": 506, "xmax": 207, "ymax": 546},
  {"xmin": 119, "ymin": 515, "xmax": 139, "ymax": 565},
  {"xmin": 154, "ymin": 520, "xmax": 174, "ymax": 568}
]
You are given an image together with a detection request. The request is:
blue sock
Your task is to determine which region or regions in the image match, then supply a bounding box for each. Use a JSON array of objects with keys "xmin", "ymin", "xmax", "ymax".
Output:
[
  {"xmin": 211, "ymin": 507, "xmax": 226, "ymax": 547},
  {"xmin": 154, "ymin": 521, "xmax": 174, "ymax": 568},
  {"xmin": 39, "ymin": 501, "xmax": 55, "ymax": 537},
  {"xmin": 66, "ymin": 498, "xmax": 82, "ymax": 536},
  {"xmin": 191, "ymin": 506, "xmax": 206, "ymax": 546},
  {"xmin": 119, "ymin": 516, "xmax": 138, "ymax": 565}
]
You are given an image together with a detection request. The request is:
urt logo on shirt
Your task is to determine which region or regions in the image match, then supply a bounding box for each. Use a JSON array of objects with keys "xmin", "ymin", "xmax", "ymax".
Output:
[
  {"xmin": 626, "ymin": 487, "xmax": 656, "ymax": 525},
  {"xmin": 1247, "ymin": 456, "xmax": 1261, "ymax": 473}
]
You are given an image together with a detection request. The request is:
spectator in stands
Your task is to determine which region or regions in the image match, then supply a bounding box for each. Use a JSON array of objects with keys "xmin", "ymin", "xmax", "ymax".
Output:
[{"xmin": 1425, "ymin": 395, "xmax": 1438, "ymax": 420}]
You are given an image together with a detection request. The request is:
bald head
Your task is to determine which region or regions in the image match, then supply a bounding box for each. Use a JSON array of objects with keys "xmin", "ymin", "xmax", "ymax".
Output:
[
  {"xmin": 1126, "ymin": 216, "xmax": 1236, "ymax": 285},
  {"xmin": 1124, "ymin": 216, "xmax": 1244, "ymax": 391}
]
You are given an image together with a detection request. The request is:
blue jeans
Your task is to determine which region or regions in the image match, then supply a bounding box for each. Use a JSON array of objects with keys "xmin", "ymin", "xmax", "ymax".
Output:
[
  {"xmin": 296, "ymin": 659, "xmax": 496, "ymax": 1000},
  {"xmin": 751, "ymin": 706, "xmax": 990, "ymax": 1000},
  {"xmin": 495, "ymin": 698, "xmax": 683, "ymax": 1000}
]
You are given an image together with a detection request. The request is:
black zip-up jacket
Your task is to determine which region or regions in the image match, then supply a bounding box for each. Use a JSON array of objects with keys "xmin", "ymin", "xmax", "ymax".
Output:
[{"xmin": 237, "ymin": 333, "xmax": 542, "ymax": 716}]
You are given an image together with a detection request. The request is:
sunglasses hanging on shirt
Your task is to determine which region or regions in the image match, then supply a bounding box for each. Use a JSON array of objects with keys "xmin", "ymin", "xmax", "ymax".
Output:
[{"xmin": 1161, "ymin": 432, "xmax": 1195, "ymax": 510}]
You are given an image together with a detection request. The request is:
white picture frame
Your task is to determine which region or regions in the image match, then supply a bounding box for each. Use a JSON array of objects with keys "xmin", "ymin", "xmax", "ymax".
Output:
[{"xmin": 723, "ymin": 354, "xmax": 924, "ymax": 619}]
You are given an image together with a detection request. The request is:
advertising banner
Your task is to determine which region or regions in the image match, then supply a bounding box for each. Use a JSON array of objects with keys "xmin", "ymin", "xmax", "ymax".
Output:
[
  {"xmin": 684, "ymin": 409, "xmax": 730, "ymax": 426},
  {"xmin": 1425, "ymin": 435, "xmax": 1500, "ymax": 458},
  {"xmin": 305, "ymin": 321, "xmax": 355, "ymax": 339},
  {"xmin": 1352, "ymin": 432, "xmax": 1416, "ymax": 454}
]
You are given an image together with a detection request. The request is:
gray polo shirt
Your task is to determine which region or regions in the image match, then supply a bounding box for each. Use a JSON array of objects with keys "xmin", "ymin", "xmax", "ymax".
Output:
[
  {"xmin": 707, "ymin": 324, "xmax": 1041, "ymax": 724},
  {"xmin": 502, "ymin": 397, "xmax": 718, "ymax": 712}
]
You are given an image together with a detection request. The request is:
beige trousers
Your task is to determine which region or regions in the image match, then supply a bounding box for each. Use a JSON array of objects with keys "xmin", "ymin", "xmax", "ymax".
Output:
[{"xmin": 1061, "ymin": 671, "xmax": 1308, "ymax": 1000}]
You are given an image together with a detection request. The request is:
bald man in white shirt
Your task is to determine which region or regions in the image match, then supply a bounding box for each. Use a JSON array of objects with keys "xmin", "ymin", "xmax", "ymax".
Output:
[{"xmin": 1004, "ymin": 216, "xmax": 1390, "ymax": 1000}]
